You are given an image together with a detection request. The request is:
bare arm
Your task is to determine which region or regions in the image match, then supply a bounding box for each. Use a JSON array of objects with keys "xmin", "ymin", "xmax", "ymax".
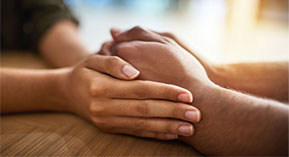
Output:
[
  {"xmin": 1, "ymin": 68, "xmax": 67, "ymax": 113},
  {"xmin": 156, "ymin": 32, "xmax": 288, "ymax": 102},
  {"xmin": 109, "ymin": 26, "xmax": 289, "ymax": 155},
  {"xmin": 39, "ymin": 20, "xmax": 91, "ymax": 67},
  {"xmin": 208, "ymin": 62, "xmax": 288, "ymax": 102},
  {"xmin": 1, "ymin": 54, "xmax": 202, "ymax": 140},
  {"xmin": 181, "ymin": 80, "xmax": 288, "ymax": 155}
]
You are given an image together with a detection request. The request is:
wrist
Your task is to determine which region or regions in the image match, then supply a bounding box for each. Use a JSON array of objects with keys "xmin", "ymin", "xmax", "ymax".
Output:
[
  {"xmin": 183, "ymin": 77, "xmax": 223, "ymax": 107},
  {"xmin": 206, "ymin": 64, "xmax": 229, "ymax": 88},
  {"xmin": 49, "ymin": 67, "xmax": 73, "ymax": 112}
]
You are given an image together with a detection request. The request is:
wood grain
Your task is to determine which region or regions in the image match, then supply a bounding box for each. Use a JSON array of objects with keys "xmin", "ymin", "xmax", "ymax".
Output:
[
  {"xmin": 1, "ymin": 113, "xmax": 202, "ymax": 156},
  {"xmin": 0, "ymin": 52, "xmax": 202, "ymax": 156}
]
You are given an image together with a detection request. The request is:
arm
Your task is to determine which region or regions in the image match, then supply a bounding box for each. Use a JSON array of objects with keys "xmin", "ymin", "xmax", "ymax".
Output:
[
  {"xmin": 1, "ymin": 68, "xmax": 68, "ymax": 113},
  {"xmin": 20, "ymin": 0, "xmax": 90, "ymax": 67},
  {"xmin": 39, "ymin": 20, "xmax": 90, "ymax": 67},
  {"xmin": 109, "ymin": 26, "xmax": 288, "ymax": 155},
  {"xmin": 154, "ymin": 32, "xmax": 288, "ymax": 102},
  {"xmin": 1, "ymin": 54, "xmax": 201, "ymax": 140},
  {"xmin": 181, "ymin": 79, "xmax": 288, "ymax": 155},
  {"xmin": 208, "ymin": 62, "xmax": 288, "ymax": 102}
]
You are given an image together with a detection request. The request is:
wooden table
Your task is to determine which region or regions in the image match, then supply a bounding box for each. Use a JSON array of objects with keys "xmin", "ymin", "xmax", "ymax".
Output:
[{"xmin": 0, "ymin": 52, "xmax": 202, "ymax": 156}]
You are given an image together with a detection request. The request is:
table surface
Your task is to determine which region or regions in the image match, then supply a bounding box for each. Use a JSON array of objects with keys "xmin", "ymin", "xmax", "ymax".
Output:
[{"xmin": 0, "ymin": 52, "xmax": 202, "ymax": 156}]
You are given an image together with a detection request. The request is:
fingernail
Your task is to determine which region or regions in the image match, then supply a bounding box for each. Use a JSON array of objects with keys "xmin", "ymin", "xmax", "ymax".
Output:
[
  {"xmin": 122, "ymin": 65, "xmax": 140, "ymax": 78},
  {"xmin": 165, "ymin": 133, "xmax": 178, "ymax": 139},
  {"xmin": 178, "ymin": 125, "xmax": 193, "ymax": 136},
  {"xmin": 185, "ymin": 110, "xmax": 200, "ymax": 122},
  {"xmin": 178, "ymin": 93, "xmax": 192, "ymax": 103}
]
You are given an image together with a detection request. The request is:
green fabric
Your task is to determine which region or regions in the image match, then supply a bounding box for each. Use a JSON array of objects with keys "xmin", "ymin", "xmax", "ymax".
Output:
[{"xmin": 1, "ymin": 0, "xmax": 79, "ymax": 52}]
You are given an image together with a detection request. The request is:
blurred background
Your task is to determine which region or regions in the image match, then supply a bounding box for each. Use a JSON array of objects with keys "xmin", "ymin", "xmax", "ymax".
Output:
[{"xmin": 65, "ymin": 0, "xmax": 288, "ymax": 63}]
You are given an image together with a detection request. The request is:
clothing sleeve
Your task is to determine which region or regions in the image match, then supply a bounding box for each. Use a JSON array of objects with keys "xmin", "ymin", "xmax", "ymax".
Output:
[{"xmin": 20, "ymin": 0, "xmax": 79, "ymax": 51}]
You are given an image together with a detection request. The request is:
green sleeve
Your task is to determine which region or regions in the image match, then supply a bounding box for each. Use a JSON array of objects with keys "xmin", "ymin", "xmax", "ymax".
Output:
[{"xmin": 21, "ymin": 0, "xmax": 79, "ymax": 51}]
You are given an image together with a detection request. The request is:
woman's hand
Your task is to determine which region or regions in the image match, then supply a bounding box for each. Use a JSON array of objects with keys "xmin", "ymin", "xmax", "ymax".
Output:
[
  {"xmin": 105, "ymin": 26, "xmax": 213, "ymax": 90},
  {"xmin": 98, "ymin": 28, "xmax": 218, "ymax": 90},
  {"xmin": 60, "ymin": 54, "xmax": 201, "ymax": 140}
]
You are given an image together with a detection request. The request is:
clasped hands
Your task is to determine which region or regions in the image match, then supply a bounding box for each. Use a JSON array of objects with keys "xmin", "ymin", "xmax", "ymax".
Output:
[{"xmin": 61, "ymin": 26, "xmax": 213, "ymax": 140}]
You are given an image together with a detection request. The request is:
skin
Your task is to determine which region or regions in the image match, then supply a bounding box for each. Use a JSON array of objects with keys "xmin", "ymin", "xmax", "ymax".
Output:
[
  {"xmin": 38, "ymin": 20, "xmax": 289, "ymax": 102},
  {"xmin": 102, "ymin": 29, "xmax": 289, "ymax": 102},
  {"xmin": 154, "ymin": 32, "xmax": 289, "ymax": 102},
  {"xmin": 100, "ymin": 26, "xmax": 288, "ymax": 155},
  {"xmin": 1, "ymin": 54, "xmax": 202, "ymax": 140},
  {"xmin": 38, "ymin": 20, "xmax": 90, "ymax": 67},
  {"xmin": 2, "ymin": 20, "xmax": 203, "ymax": 140}
]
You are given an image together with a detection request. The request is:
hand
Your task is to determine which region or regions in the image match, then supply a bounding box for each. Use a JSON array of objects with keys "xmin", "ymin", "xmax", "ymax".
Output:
[
  {"xmin": 152, "ymin": 31, "xmax": 213, "ymax": 74},
  {"xmin": 106, "ymin": 26, "xmax": 214, "ymax": 91},
  {"xmin": 60, "ymin": 54, "xmax": 201, "ymax": 140},
  {"xmin": 152, "ymin": 31, "xmax": 224, "ymax": 88},
  {"xmin": 99, "ymin": 28, "xmax": 213, "ymax": 76},
  {"xmin": 99, "ymin": 29, "xmax": 220, "ymax": 90},
  {"xmin": 101, "ymin": 27, "xmax": 289, "ymax": 155}
]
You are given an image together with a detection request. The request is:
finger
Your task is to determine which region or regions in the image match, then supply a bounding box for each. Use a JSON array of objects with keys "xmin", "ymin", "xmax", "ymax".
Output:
[
  {"xmin": 107, "ymin": 128, "xmax": 178, "ymax": 140},
  {"xmin": 91, "ymin": 99, "xmax": 201, "ymax": 123},
  {"xmin": 98, "ymin": 41, "xmax": 114, "ymax": 56},
  {"xmin": 152, "ymin": 31, "xmax": 177, "ymax": 41},
  {"xmin": 92, "ymin": 117, "xmax": 179, "ymax": 139},
  {"xmin": 85, "ymin": 55, "xmax": 140, "ymax": 80},
  {"xmin": 96, "ymin": 117, "xmax": 194, "ymax": 136},
  {"xmin": 152, "ymin": 30, "xmax": 210, "ymax": 70},
  {"xmin": 110, "ymin": 27, "xmax": 122, "ymax": 36},
  {"xmin": 110, "ymin": 26, "xmax": 166, "ymax": 43},
  {"xmin": 107, "ymin": 80, "xmax": 193, "ymax": 103}
]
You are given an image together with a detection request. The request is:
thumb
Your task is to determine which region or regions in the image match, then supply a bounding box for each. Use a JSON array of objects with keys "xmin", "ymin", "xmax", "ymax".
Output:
[
  {"xmin": 85, "ymin": 55, "xmax": 140, "ymax": 80},
  {"xmin": 110, "ymin": 26, "xmax": 165, "ymax": 43},
  {"xmin": 110, "ymin": 27, "xmax": 122, "ymax": 41}
]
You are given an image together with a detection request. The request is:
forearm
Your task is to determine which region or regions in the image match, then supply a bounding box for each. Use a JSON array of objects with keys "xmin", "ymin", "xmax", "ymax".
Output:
[
  {"xmin": 1, "ymin": 68, "xmax": 69, "ymax": 113},
  {"xmin": 181, "ymin": 82, "xmax": 288, "ymax": 155},
  {"xmin": 107, "ymin": 26, "xmax": 288, "ymax": 155},
  {"xmin": 158, "ymin": 32, "xmax": 288, "ymax": 101},
  {"xmin": 39, "ymin": 20, "xmax": 91, "ymax": 67},
  {"xmin": 208, "ymin": 62, "xmax": 288, "ymax": 102}
]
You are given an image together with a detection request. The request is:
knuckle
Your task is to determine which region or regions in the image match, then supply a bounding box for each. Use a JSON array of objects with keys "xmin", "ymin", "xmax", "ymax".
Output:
[
  {"xmin": 89, "ymin": 104, "xmax": 105, "ymax": 115},
  {"xmin": 93, "ymin": 118, "xmax": 112, "ymax": 131},
  {"xmin": 170, "ymin": 105, "xmax": 179, "ymax": 118},
  {"xmin": 135, "ymin": 101, "xmax": 150, "ymax": 115},
  {"xmin": 164, "ymin": 85, "xmax": 178, "ymax": 99},
  {"xmin": 92, "ymin": 117, "xmax": 104, "ymax": 126},
  {"xmin": 132, "ymin": 81, "xmax": 152, "ymax": 98},
  {"xmin": 104, "ymin": 56, "xmax": 124, "ymax": 75},
  {"xmin": 134, "ymin": 119, "xmax": 148, "ymax": 130},
  {"xmin": 133, "ymin": 88, "xmax": 148, "ymax": 99},
  {"xmin": 89, "ymin": 83, "xmax": 103, "ymax": 96},
  {"xmin": 165, "ymin": 32, "xmax": 175, "ymax": 38},
  {"xmin": 106, "ymin": 56, "xmax": 121, "ymax": 67},
  {"xmin": 89, "ymin": 84, "xmax": 98, "ymax": 96},
  {"xmin": 132, "ymin": 26, "xmax": 145, "ymax": 33},
  {"xmin": 165, "ymin": 123, "xmax": 175, "ymax": 133},
  {"xmin": 157, "ymin": 85, "xmax": 172, "ymax": 98},
  {"xmin": 105, "ymin": 56, "xmax": 122, "ymax": 74}
]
